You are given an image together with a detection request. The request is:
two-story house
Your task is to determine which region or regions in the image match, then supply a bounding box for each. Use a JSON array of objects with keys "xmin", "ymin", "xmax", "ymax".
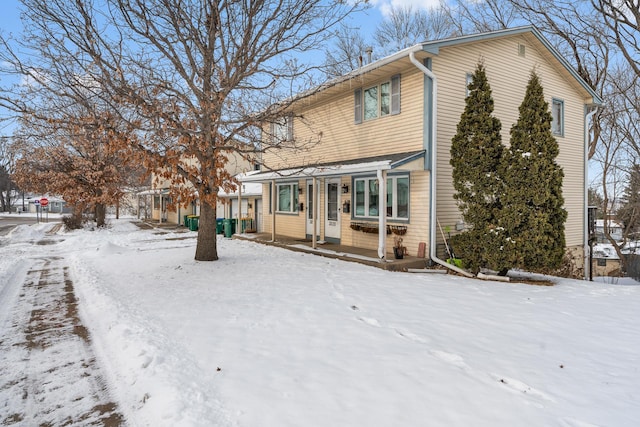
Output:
[
  {"xmin": 241, "ymin": 26, "xmax": 601, "ymax": 276},
  {"xmin": 142, "ymin": 151, "xmax": 261, "ymax": 227}
]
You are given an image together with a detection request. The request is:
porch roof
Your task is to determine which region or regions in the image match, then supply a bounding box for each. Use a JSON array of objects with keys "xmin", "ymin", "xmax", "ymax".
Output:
[
  {"xmin": 137, "ymin": 188, "xmax": 170, "ymax": 196},
  {"xmin": 240, "ymin": 150, "xmax": 425, "ymax": 182}
]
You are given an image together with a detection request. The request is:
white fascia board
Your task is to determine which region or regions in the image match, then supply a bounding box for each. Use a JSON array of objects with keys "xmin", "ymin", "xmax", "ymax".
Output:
[{"xmin": 240, "ymin": 160, "xmax": 393, "ymax": 182}]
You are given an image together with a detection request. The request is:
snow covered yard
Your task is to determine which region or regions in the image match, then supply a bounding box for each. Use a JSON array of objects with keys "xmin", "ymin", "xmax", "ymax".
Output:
[{"xmin": 1, "ymin": 219, "xmax": 639, "ymax": 426}]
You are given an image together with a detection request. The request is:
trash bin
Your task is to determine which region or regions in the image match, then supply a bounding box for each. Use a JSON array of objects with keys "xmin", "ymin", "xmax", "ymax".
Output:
[
  {"xmin": 223, "ymin": 218, "xmax": 232, "ymax": 237},
  {"xmin": 231, "ymin": 218, "xmax": 237, "ymax": 234},
  {"xmin": 216, "ymin": 218, "xmax": 224, "ymax": 234},
  {"xmin": 184, "ymin": 215, "xmax": 190, "ymax": 228},
  {"xmin": 188, "ymin": 215, "xmax": 199, "ymax": 231}
]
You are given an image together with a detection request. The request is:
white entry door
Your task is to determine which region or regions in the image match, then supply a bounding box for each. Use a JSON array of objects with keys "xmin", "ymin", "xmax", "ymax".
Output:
[
  {"xmin": 306, "ymin": 180, "xmax": 320, "ymax": 238},
  {"xmin": 325, "ymin": 178, "xmax": 341, "ymax": 241}
]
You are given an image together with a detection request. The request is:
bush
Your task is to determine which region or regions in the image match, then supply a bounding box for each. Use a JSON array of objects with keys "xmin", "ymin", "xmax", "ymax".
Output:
[{"xmin": 62, "ymin": 214, "xmax": 84, "ymax": 231}]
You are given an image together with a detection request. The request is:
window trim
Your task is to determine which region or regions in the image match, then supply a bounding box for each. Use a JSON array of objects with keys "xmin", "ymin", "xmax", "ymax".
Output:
[
  {"xmin": 352, "ymin": 173, "xmax": 410, "ymax": 222},
  {"xmin": 276, "ymin": 182, "xmax": 299, "ymax": 214},
  {"xmin": 551, "ymin": 98, "xmax": 564, "ymax": 137},
  {"xmin": 354, "ymin": 74, "xmax": 401, "ymax": 124}
]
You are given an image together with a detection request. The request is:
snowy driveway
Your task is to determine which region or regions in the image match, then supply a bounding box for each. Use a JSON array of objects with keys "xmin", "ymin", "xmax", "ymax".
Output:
[{"xmin": 0, "ymin": 226, "xmax": 124, "ymax": 426}]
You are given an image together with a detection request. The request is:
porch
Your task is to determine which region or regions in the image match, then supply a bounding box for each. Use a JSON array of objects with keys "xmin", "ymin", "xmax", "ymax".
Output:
[{"xmin": 233, "ymin": 232, "xmax": 433, "ymax": 272}]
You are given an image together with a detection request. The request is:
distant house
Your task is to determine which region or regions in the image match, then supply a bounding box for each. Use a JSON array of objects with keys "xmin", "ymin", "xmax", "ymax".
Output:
[
  {"xmin": 23, "ymin": 195, "xmax": 70, "ymax": 214},
  {"xmin": 592, "ymin": 243, "xmax": 622, "ymax": 277},
  {"xmin": 595, "ymin": 219, "xmax": 623, "ymax": 242},
  {"xmin": 241, "ymin": 26, "xmax": 601, "ymax": 276},
  {"xmin": 141, "ymin": 152, "xmax": 261, "ymax": 227}
]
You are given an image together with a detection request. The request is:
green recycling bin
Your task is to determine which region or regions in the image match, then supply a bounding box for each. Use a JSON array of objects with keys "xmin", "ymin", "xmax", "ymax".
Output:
[
  {"xmin": 216, "ymin": 218, "xmax": 224, "ymax": 234},
  {"xmin": 188, "ymin": 215, "xmax": 199, "ymax": 231},
  {"xmin": 184, "ymin": 215, "xmax": 190, "ymax": 228},
  {"xmin": 223, "ymin": 219, "xmax": 231, "ymax": 237},
  {"xmin": 223, "ymin": 218, "xmax": 237, "ymax": 237}
]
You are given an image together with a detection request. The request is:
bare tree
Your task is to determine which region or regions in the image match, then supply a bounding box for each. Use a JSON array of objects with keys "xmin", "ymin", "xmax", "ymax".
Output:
[
  {"xmin": 590, "ymin": 64, "xmax": 640, "ymax": 269},
  {"xmin": 593, "ymin": 0, "xmax": 640, "ymax": 77},
  {"xmin": 0, "ymin": 0, "xmax": 364, "ymax": 261},
  {"xmin": 324, "ymin": 25, "xmax": 370, "ymax": 78},
  {"xmin": 374, "ymin": 5, "xmax": 455, "ymax": 55},
  {"xmin": 441, "ymin": 0, "xmax": 520, "ymax": 35},
  {"xmin": 0, "ymin": 136, "xmax": 19, "ymax": 212}
]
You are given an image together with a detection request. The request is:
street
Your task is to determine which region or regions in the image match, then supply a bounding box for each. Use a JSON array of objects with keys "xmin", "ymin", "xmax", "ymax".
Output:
[{"xmin": 0, "ymin": 215, "xmax": 56, "ymax": 237}]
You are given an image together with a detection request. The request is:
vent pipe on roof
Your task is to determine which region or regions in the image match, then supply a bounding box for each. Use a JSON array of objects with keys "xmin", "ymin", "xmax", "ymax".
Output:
[{"xmin": 365, "ymin": 47, "xmax": 373, "ymax": 64}]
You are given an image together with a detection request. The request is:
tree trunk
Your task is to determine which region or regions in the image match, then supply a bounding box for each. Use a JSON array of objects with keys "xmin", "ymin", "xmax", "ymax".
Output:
[
  {"xmin": 95, "ymin": 203, "xmax": 106, "ymax": 227},
  {"xmin": 195, "ymin": 200, "xmax": 218, "ymax": 261}
]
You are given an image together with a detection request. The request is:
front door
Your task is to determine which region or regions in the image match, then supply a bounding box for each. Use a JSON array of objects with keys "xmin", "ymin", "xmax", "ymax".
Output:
[
  {"xmin": 325, "ymin": 178, "xmax": 341, "ymax": 241},
  {"xmin": 306, "ymin": 180, "xmax": 320, "ymax": 238}
]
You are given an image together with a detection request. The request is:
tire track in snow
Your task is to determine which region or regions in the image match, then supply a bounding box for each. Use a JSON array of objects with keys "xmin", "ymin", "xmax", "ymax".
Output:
[{"xmin": 0, "ymin": 255, "xmax": 125, "ymax": 426}]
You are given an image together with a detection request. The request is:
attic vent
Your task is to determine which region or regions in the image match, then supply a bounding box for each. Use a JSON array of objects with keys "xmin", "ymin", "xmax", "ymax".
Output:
[{"xmin": 518, "ymin": 44, "xmax": 526, "ymax": 57}]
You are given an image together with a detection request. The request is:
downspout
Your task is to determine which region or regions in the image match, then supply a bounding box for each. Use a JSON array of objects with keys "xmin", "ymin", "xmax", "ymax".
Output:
[
  {"xmin": 377, "ymin": 168, "xmax": 387, "ymax": 260},
  {"xmin": 584, "ymin": 105, "xmax": 599, "ymax": 280},
  {"xmin": 409, "ymin": 51, "xmax": 473, "ymax": 277}
]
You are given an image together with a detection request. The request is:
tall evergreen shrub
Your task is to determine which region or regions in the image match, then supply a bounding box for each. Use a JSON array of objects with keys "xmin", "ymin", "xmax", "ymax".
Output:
[
  {"xmin": 449, "ymin": 62, "xmax": 512, "ymax": 273},
  {"xmin": 501, "ymin": 71, "xmax": 567, "ymax": 271}
]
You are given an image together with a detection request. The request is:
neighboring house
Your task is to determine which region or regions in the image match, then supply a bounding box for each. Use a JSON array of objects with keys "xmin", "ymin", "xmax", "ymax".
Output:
[
  {"xmin": 218, "ymin": 171, "xmax": 264, "ymax": 232},
  {"xmin": 592, "ymin": 243, "xmax": 622, "ymax": 277},
  {"xmin": 24, "ymin": 195, "xmax": 70, "ymax": 214},
  {"xmin": 242, "ymin": 26, "xmax": 601, "ymax": 276},
  {"xmin": 143, "ymin": 151, "xmax": 259, "ymax": 226},
  {"xmin": 595, "ymin": 218, "xmax": 624, "ymax": 242}
]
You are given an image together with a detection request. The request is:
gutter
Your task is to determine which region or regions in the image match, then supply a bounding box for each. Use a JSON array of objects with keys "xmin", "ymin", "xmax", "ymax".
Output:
[{"xmin": 409, "ymin": 51, "xmax": 474, "ymax": 278}]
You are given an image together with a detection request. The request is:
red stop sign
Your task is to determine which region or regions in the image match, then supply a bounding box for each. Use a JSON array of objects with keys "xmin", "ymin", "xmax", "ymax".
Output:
[{"xmin": 40, "ymin": 198, "xmax": 49, "ymax": 207}]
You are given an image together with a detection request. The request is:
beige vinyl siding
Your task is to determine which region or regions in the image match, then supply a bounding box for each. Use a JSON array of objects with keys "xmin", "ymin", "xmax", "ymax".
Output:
[
  {"xmin": 261, "ymin": 68, "xmax": 426, "ymax": 170},
  {"xmin": 433, "ymin": 34, "xmax": 587, "ymax": 251}
]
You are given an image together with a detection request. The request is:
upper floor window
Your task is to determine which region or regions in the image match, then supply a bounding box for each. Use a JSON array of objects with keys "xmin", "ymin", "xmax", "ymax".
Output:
[
  {"xmin": 354, "ymin": 75, "xmax": 401, "ymax": 124},
  {"xmin": 551, "ymin": 98, "xmax": 564, "ymax": 137},
  {"xmin": 465, "ymin": 73, "xmax": 473, "ymax": 97},
  {"xmin": 277, "ymin": 182, "xmax": 299, "ymax": 213},
  {"xmin": 353, "ymin": 174, "xmax": 409, "ymax": 220},
  {"xmin": 271, "ymin": 114, "xmax": 293, "ymax": 143}
]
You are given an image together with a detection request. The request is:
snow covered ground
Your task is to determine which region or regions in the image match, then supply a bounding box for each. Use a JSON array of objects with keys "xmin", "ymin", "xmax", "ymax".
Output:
[{"xmin": 1, "ymin": 217, "xmax": 639, "ymax": 426}]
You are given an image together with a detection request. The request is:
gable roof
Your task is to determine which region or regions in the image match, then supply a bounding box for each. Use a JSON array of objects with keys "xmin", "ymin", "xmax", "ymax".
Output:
[{"xmin": 297, "ymin": 26, "xmax": 601, "ymax": 106}]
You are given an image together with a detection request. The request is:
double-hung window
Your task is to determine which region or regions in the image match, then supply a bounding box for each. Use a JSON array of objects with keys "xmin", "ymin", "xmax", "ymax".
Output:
[
  {"xmin": 353, "ymin": 175, "xmax": 409, "ymax": 220},
  {"xmin": 271, "ymin": 114, "xmax": 293, "ymax": 143},
  {"xmin": 354, "ymin": 75, "xmax": 401, "ymax": 123},
  {"xmin": 277, "ymin": 183, "xmax": 299, "ymax": 213},
  {"xmin": 551, "ymin": 99, "xmax": 564, "ymax": 137},
  {"xmin": 465, "ymin": 73, "xmax": 474, "ymax": 97}
]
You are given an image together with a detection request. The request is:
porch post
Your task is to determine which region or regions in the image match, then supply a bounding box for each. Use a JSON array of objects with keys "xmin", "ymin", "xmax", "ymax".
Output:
[
  {"xmin": 377, "ymin": 169, "xmax": 387, "ymax": 261},
  {"xmin": 312, "ymin": 177, "xmax": 318, "ymax": 249},
  {"xmin": 237, "ymin": 183, "xmax": 242, "ymax": 233},
  {"xmin": 271, "ymin": 180, "xmax": 276, "ymax": 242}
]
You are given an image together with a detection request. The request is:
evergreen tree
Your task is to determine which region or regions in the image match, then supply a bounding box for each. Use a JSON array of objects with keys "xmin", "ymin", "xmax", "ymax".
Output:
[
  {"xmin": 617, "ymin": 165, "xmax": 640, "ymax": 237},
  {"xmin": 449, "ymin": 62, "xmax": 511, "ymax": 273},
  {"xmin": 501, "ymin": 71, "xmax": 567, "ymax": 272}
]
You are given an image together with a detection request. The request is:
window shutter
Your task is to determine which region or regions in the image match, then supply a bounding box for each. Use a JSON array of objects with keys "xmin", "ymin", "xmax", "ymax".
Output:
[
  {"xmin": 391, "ymin": 75, "xmax": 401, "ymax": 115},
  {"xmin": 354, "ymin": 88, "xmax": 362, "ymax": 124}
]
